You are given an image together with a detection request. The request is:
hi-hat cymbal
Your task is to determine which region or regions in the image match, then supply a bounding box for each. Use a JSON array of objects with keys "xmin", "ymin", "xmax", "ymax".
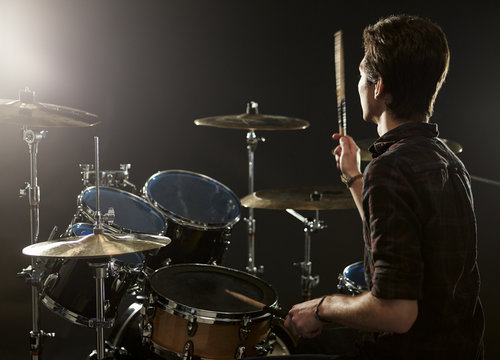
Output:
[
  {"xmin": 241, "ymin": 185, "xmax": 355, "ymax": 211},
  {"xmin": 0, "ymin": 98, "xmax": 99, "ymax": 128},
  {"xmin": 356, "ymin": 138, "xmax": 463, "ymax": 162},
  {"xmin": 194, "ymin": 113, "xmax": 309, "ymax": 131},
  {"xmin": 22, "ymin": 232, "xmax": 170, "ymax": 258}
]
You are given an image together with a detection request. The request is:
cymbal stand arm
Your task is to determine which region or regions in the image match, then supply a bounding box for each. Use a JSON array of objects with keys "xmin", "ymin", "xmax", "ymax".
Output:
[
  {"xmin": 22, "ymin": 127, "xmax": 51, "ymax": 360},
  {"xmin": 287, "ymin": 209, "xmax": 326, "ymax": 300},
  {"xmin": 245, "ymin": 129, "xmax": 265, "ymax": 275}
]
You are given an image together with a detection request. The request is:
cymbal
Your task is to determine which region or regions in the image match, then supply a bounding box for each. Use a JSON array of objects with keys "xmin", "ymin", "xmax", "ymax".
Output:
[
  {"xmin": 241, "ymin": 185, "xmax": 355, "ymax": 211},
  {"xmin": 22, "ymin": 232, "xmax": 170, "ymax": 258},
  {"xmin": 356, "ymin": 137, "xmax": 463, "ymax": 162},
  {"xmin": 0, "ymin": 99, "xmax": 99, "ymax": 128},
  {"xmin": 194, "ymin": 113, "xmax": 309, "ymax": 131}
]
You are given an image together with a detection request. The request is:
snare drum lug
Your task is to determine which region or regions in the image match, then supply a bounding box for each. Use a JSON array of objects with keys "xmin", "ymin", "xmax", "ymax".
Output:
[
  {"xmin": 102, "ymin": 207, "xmax": 115, "ymax": 225},
  {"xmin": 239, "ymin": 315, "xmax": 251, "ymax": 341},
  {"xmin": 141, "ymin": 322, "xmax": 152, "ymax": 344},
  {"xmin": 145, "ymin": 305, "xmax": 156, "ymax": 318},
  {"xmin": 175, "ymin": 226, "xmax": 183, "ymax": 240},
  {"xmin": 235, "ymin": 345, "xmax": 246, "ymax": 359},
  {"xmin": 88, "ymin": 318, "xmax": 114, "ymax": 329},
  {"xmin": 186, "ymin": 317, "xmax": 198, "ymax": 337},
  {"xmin": 182, "ymin": 340, "xmax": 194, "ymax": 360}
]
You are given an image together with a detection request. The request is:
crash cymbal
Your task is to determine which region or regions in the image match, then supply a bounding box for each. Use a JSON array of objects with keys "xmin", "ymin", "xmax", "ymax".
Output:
[
  {"xmin": 355, "ymin": 137, "xmax": 463, "ymax": 162},
  {"xmin": 22, "ymin": 232, "xmax": 170, "ymax": 258},
  {"xmin": 241, "ymin": 185, "xmax": 355, "ymax": 211},
  {"xmin": 0, "ymin": 98, "xmax": 99, "ymax": 128},
  {"xmin": 194, "ymin": 113, "xmax": 309, "ymax": 131}
]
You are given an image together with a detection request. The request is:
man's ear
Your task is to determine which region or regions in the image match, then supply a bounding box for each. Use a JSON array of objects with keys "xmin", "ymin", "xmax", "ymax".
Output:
[{"xmin": 374, "ymin": 77, "xmax": 384, "ymax": 99}]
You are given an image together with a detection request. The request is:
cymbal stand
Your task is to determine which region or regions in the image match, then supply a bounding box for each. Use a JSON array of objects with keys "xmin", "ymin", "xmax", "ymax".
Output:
[
  {"xmin": 89, "ymin": 136, "xmax": 113, "ymax": 360},
  {"xmin": 286, "ymin": 198, "xmax": 327, "ymax": 300},
  {"xmin": 18, "ymin": 124, "xmax": 55, "ymax": 359},
  {"xmin": 245, "ymin": 101, "xmax": 265, "ymax": 275}
]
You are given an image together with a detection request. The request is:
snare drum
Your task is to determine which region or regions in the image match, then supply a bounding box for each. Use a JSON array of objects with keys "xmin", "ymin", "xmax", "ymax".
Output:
[
  {"xmin": 103, "ymin": 302, "xmax": 294, "ymax": 359},
  {"xmin": 144, "ymin": 264, "xmax": 278, "ymax": 359},
  {"xmin": 143, "ymin": 170, "xmax": 240, "ymax": 268},
  {"xmin": 337, "ymin": 261, "xmax": 368, "ymax": 296}
]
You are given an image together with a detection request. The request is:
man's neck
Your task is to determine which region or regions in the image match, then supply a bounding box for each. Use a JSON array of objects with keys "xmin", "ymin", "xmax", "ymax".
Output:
[{"xmin": 376, "ymin": 111, "xmax": 427, "ymax": 136}]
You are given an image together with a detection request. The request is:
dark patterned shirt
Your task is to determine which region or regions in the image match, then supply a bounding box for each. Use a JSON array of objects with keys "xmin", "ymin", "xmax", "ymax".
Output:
[{"xmin": 361, "ymin": 122, "xmax": 484, "ymax": 360}]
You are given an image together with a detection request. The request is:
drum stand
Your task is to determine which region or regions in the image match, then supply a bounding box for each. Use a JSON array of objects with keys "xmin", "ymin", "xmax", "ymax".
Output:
[
  {"xmin": 88, "ymin": 260, "xmax": 113, "ymax": 360},
  {"xmin": 244, "ymin": 102, "xmax": 265, "ymax": 275},
  {"xmin": 286, "ymin": 204, "xmax": 327, "ymax": 300},
  {"xmin": 17, "ymin": 126, "xmax": 55, "ymax": 359}
]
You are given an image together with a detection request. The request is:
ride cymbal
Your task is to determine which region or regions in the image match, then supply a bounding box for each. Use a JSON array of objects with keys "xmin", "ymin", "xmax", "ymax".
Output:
[
  {"xmin": 22, "ymin": 232, "xmax": 170, "ymax": 258},
  {"xmin": 241, "ymin": 185, "xmax": 355, "ymax": 211},
  {"xmin": 194, "ymin": 113, "xmax": 309, "ymax": 131}
]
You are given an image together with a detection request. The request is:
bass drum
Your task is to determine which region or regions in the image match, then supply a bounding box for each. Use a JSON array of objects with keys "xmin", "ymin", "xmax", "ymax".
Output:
[
  {"xmin": 104, "ymin": 303, "xmax": 295, "ymax": 360},
  {"xmin": 143, "ymin": 170, "xmax": 240, "ymax": 268}
]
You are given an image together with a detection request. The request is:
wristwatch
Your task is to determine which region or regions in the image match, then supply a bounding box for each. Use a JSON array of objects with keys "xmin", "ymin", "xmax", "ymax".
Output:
[{"xmin": 340, "ymin": 173, "xmax": 363, "ymax": 188}]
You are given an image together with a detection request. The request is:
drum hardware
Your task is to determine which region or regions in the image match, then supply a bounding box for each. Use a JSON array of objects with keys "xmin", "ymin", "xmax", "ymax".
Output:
[
  {"xmin": 80, "ymin": 163, "xmax": 137, "ymax": 192},
  {"xmin": 195, "ymin": 101, "xmax": 310, "ymax": 276},
  {"xmin": 287, "ymin": 204, "xmax": 326, "ymax": 300},
  {"xmin": 2, "ymin": 87, "xmax": 100, "ymax": 360}
]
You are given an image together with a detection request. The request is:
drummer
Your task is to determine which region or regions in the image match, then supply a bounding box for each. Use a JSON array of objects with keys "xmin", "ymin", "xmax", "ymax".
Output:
[{"xmin": 284, "ymin": 14, "xmax": 484, "ymax": 360}]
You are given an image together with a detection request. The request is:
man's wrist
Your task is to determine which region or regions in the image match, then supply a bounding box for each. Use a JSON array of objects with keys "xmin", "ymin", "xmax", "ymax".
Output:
[
  {"xmin": 314, "ymin": 295, "xmax": 332, "ymax": 323},
  {"xmin": 340, "ymin": 173, "xmax": 363, "ymax": 188}
]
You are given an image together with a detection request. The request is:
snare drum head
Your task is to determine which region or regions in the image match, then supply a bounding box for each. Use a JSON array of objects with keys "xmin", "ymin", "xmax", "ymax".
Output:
[
  {"xmin": 150, "ymin": 264, "xmax": 277, "ymax": 314},
  {"xmin": 80, "ymin": 186, "xmax": 166, "ymax": 234},
  {"xmin": 144, "ymin": 170, "xmax": 240, "ymax": 229}
]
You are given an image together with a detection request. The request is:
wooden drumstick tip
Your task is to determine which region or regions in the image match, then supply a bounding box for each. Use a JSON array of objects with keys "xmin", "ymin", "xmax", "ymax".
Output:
[{"xmin": 225, "ymin": 288, "xmax": 265, "ymax": 309}]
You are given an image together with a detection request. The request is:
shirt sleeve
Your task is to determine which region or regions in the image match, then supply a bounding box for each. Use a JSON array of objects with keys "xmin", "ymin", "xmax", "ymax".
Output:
[{"xmin": 363, "ymin": 158, "xmax": 424, "ymax": 300}]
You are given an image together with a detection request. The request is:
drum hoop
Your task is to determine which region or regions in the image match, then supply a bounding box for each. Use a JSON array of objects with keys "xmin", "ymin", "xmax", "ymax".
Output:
[
  {"xmin": 149, "ymin": 264, "xmax": 278, "ymax": 322},
  {"xmin": 142, "ymin": 170, "xmax": 241, "ymax": 230},
  {"xmin": 40, "ymin": 294, "xmax": 95, "ymax": 327},
  {"xmin": 109, "ymin": 302, "xmax": 142, "ymax": 348},
  {"xmin": 155, "ymin": 300, "xmax": 272, "ymax": 325},
  {"xmin": 77, "ymin": 186, "xmax": 166, "ymax": 235},
  {"xmin": 151, "ymin": 341, "xmax": 208, "ymax": 360}
]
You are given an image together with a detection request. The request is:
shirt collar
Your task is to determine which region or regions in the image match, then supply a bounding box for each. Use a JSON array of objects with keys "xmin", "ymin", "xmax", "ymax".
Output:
[{"xmin": 368, "ymin": 122, "xmax": 439, "ymax": 158}]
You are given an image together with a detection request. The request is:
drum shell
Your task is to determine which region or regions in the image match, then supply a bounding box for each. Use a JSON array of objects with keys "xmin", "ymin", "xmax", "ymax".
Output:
[
  {"xmin": 151, "ymin": 308, "xmax": 270, "ymax": 359},
  {"xmin": 142, "ymin": 170, "xmax": 240, "ymax": 267},
  {"xmin": 40, "ymin": 258, "xmax": 130, "ymax": 327}
]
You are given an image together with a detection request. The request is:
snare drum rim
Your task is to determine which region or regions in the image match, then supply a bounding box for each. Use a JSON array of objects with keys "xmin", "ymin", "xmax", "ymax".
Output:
[
  {"xmin": 149, "ymin": 264, "xmax": 278, "ymax": 325},
  {"xmin": 78, "ymin": 186, "xmax": 167, "ymax": 235},
  {"xmin": 142, "ymin": 169, "xmax": 241, "ymax": 231}
]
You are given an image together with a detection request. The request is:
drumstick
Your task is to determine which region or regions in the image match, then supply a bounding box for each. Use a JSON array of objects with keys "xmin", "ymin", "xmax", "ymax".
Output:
[
  {"xmin": 224, "ymin": 289, "xmax": 286, "ymax": 318},
  {"xmin": 334, "ymin": 30, "xmax": 347, "ymax": 136}
]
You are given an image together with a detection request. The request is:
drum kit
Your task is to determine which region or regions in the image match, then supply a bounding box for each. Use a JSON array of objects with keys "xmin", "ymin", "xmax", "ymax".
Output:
[{"xmin": 4, "ymin": 90, "xmax": 463, "ymax": 360}]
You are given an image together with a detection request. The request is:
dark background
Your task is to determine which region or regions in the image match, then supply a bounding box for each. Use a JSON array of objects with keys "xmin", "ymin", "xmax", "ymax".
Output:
[{"xmin": 1, "ymin": 0, "xmax": 499, "ymax": 358}]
